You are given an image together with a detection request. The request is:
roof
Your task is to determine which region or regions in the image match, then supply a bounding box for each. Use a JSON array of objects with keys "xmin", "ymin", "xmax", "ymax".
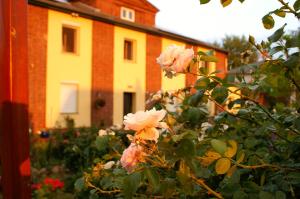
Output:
[
  {"xmin": 117, "ymin": 0, "xmax": 159, "ymax": 13},
  {"xmin": 28, "ymin": 0, "xmax": 228, "ymax": 54}
]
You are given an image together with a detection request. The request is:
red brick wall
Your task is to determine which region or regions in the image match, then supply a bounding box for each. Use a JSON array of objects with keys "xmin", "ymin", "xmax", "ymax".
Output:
[
  {"xmin": 82, "ymin": 0, "xmax": 156, "ymax": 26},
  {"xmin": 216, "ymin": 51, "xmax": 228, "ymax": 79},
  {"xmin": 27, "ymin": 5, "xmax": 48, "ymax": 133},
  {"xmin": 91, "ymin": 21, "xmax": 114, "ymax": 127},
  {"xmin": 146, "ymin": 34, "xmax": 162, "ymax": 96}
]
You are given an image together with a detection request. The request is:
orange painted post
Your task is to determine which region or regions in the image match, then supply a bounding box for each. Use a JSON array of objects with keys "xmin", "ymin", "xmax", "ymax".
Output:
[{"xmin": 0, "ymin": 0, "xmax": 31, "ymax": 198}]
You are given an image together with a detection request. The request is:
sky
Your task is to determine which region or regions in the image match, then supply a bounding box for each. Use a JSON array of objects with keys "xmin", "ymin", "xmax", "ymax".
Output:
[{"xmin": 147, "ymin": 0, "xmax": 299, "ymax": 44}]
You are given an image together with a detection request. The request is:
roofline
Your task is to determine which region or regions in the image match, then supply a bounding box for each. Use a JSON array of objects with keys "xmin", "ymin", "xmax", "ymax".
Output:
[
  {"xmin": 145, "ymin": 0, "xmax": 160, "ymax": 12},
  {"xmin": 28, "ymin": 0, "xmax": 228, "ymax": 54},
  {"xmin": 117, "ymin": 0, "xmax": 159, "ymax": 13}
]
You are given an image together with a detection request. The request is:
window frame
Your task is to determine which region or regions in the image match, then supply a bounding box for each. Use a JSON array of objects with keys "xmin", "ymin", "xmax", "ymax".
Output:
[
  {"xmin": 60, "ymin": 82, "xmax": 79, "ymax": 114},
  {"xmin": 62, "ymin": 24, "xmax": 79, "ymax": 55},
  {"xmin": 120, "ymin": 7, "xmax": 135, "ymax": 22},
  {"xmin": 123, "ymin": 39, "xmax": 136, "ymax": 62}
]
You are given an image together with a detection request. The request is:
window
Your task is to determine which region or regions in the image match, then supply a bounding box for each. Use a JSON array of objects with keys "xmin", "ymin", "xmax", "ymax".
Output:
[
  {"xmin": 62, "ymin": 26, "xmax": 77, "ymax": 53},
  {"xmin": 60, "ymin": 83, "xmax": 78, "ymax": 114},
  {"xmin": 123, "ymin": 92, "xmax": 135, "ymax": 116},
  {"xmin": 200, "ymin": 61, "xmax": 209, "ymax": 73},
  {"xmin": 124, "ymin": 40, "xmax": 134, "ymax": 61},
  {"xmin": 120, "ymin": 7, "xmax": 135, "ymax": 22}
]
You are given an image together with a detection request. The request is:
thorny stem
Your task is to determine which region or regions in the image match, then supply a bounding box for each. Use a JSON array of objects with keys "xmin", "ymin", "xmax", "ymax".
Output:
[
  {"xmin": 290, "ymin": 75, "xmax": 300, "ymax": 93},
  {"xmin": 208, "ymin": 96, "xmax": 292, "ymax": 143},
  {"xmin": 86, "ymin": 178, "xmax": 121, "ymax": 194},
  {"xmin": 208, "ymin": 96, "xmax": 259, "ymax": 125},
  {"xmin": 191, "ymin": 175, "xmax": 223, "ymax": 199},
  {"xmin": 187, "ymin": 71, "xmax": 300, "ymax": 136},
  {"xmin": 145, "ymin": 156, "xmax": 170, "ymax": 169},
  {"xmin": 254, "ymin": 101, "xmax": 300, "ymax": 135},
  {"xmin": 236, "ymin": 163, "xmax": 281, "ymax": 170},
  {"xmin": 235, "ymin": 161, "xmax": 299, "ymax": 171},
  {"xmin": 277, "ymin": 0, "xmax": 299, "ymax": 19}
]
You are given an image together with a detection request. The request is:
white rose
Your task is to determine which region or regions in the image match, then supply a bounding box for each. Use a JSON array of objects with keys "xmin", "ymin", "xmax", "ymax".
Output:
[
  {"xmin": 98, "ymin": 129, "xmax": 107, "ymax": 136},
  {"xmin": 157, "ymin": 45, "xmax": 194, "ymax": 73},
  {"xmin": 103, "ymin": 161, "xmax": 115, "ymax": 170},
  {"xmin": 123, "ymin": 108, "xmax": 166, "ymax": 131}
]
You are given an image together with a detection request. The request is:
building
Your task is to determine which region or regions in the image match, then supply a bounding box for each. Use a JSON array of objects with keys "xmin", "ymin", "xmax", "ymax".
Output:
[{"xmin": 27, "ymin": 0, "xmax": 228, "ymax": 132}]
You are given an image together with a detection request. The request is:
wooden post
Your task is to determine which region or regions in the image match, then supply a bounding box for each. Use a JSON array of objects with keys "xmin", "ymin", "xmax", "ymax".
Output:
[{"xmin": 0, "ymin": 0, "xmax": 31, "ymax": 198}]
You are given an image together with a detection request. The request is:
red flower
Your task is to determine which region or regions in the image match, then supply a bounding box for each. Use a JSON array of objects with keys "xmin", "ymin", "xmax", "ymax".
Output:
[
  {"xmin": 43, "ymin": 177, "xmax": 54, "ymax": 185},
  {"xmin": 31, "ymin": 183, "xmax": 42, "ymax": 190},
  {"xmin": 52, "ymin": 179, "xmax": 64, "ymax": 190},
  {"xmin": 43, "ymin": 177, "xmax": 64, "ymax": 190}
]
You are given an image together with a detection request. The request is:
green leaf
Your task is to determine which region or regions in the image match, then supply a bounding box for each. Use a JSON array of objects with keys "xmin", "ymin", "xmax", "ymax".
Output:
[
  {"xmin": 233, "ymin": 190, "xmax": 248, "ymax": 199},
  {"xmin": 238, "ymin": 0, "xmax": 245, "ymax": 3},
  {"xmin": 294, "ymin": 0, "xmax": 300, "ymax": 11},
  {"xmin": 248, "ymin": 35, "xmax": 256, "ymax": 45},
  {"xmin": 211, "ymin": 86, "xmax": 228, "ymax": 104},
  {"xmin": 270, "ymin": 46, "xmax": 284, "ymax": 56},
  {"xmin": 195, "ymin": 77, "xmax": 210, "ymax": 89},
  {"xmin": 228, "ymin": 99, "xmax": 244, "ymax": 109},
  {"xmin": 245, "ymin": 137, "xmax": 259, "ymax": 149},
  {"xmin": 207, "ymin": 81, "xmax": 219, "ymax": 90},
  {"xmin": 123, "ymin": 172, "xmax": 142, "ymax": 199},
  {"xmin": 199, "ymin": 0, "xmax": 211, "ymax": 4},
  {"xmin": 199, "ymin": 65, "xmax": 209, "ymax": 75},
  {"xmin": 287, "ymin": 172, "xmax": 300, "ymax": 184},
  {"xmin": 275, "ymin": 191, "xmax": 286, "ymax": 199},
  {"xmin": 268, "ymin": 24, "xmax": 286, "ymax": 42},
  {"xmin": 200, "ymin": 55, "xmax": 219, "ymax": 62},
  {"xmin": 89, "ymin": 193, "xmax": 99, "ymax": 199},
  {"xmin": 221, "ymin": 0, "xmax": 233, "ymax": 7},
  {"xmin": 74, "ymin": 177, "xmax": 85, "ymax": 191},
  {"xmin": 262, "ymin": 14, "xmax": 275, "ymax": 29},
  {"xmin": 172, "ymin": 130, "xmax": 197, "ymax": 142},
  {"xmin": 145, "ymin": 168, "xmax": 160, "ymax": 192},
  {"xmin": 274, "ymin": 9, "xmax": 286, "ymax": 17},
  {"xmin": 90, "ymin": 189, "xmax": 97, "ymax": 195},
  {"xmin": 95, "ymin": 136, "xmax": 109, "ymax": 152},
  {"xmin": 259, "ymin": 191, "xmax": 273, "ymax": 199},
  {"xmin": 176, "ymin": 138, "xmax": 196, "ymax": 158},
  {"xmin": 188, "ymin": 90, "xmax": 204, "ymax": 106},
  {"xmin": 243, "ymin": 181, "xmax": 261, "ymax": 193},
  {"xmin": 159, "ymin": 179, "xmax": 176, "ymax": 198},
  {"xmin": 198, "ymin": 51, "xmax": 207, "ymax": 56},
  {"xmin": 211, "ymin": 139, "xmax": 227, "ymax": 155},
  {"xmin": 180, "ymin": 107, "xmax": 206, "ymax": 125},
  {"xmin": 294, "ymin": 117, "xmax": 300, "ymax": 131},
  {"xmin": 176, "ymin": 171, "xmax": 194, "ymax": 194}
]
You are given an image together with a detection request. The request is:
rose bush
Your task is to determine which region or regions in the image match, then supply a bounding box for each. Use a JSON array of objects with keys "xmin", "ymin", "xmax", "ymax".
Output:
[{"xmin": 75, "ymin": 0, "xmax": 300, "ymax": 198}]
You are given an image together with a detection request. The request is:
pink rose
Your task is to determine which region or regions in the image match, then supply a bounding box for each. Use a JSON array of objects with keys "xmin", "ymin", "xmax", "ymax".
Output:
[
  {"xmin": 123, "ymin": 108, "xmax": 166, "ymax": 131},
  {"xmin": 120, "ymin": 143, "xmax": 145, "ymax": 172},
  {"xmin": 156, "ymin": 45, "xmax": 184, "ymax": 67},
  {"xmin": 157, "ymin": 45, "xmax": 194, "ymax": 73},
  {"xmin": 135, "ymin": 127, "xmax": 160, "ymax": 142},
  {"xmin": 172, "ymin": 48, "xmax": 194, "ymax": 72}
]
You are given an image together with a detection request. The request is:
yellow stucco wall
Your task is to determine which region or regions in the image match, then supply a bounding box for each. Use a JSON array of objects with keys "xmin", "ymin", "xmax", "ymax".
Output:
[
  {"xmin": 113, "ymin": 26, "xmax": 146, "ymax": 125},
  {"xmin": 161, "ymin": 39, "xmax": 186, "ymax": 91},
  {"xmin": 46, "ymin": 10, "xmax": 92, "ymax": 127}
]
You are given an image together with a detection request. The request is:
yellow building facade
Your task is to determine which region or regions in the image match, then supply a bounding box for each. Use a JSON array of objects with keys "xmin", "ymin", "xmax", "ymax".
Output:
[
  {"xmin": 46, "ymin": 10, "xmax": 92, "ymax": 127},
  {"xmin": 113, "ymin": 27, "xmax": 146, "ymax": 124},
  {"xmin": 28, "ymin": 0, "xmax": 228, "ymax": 131}
]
